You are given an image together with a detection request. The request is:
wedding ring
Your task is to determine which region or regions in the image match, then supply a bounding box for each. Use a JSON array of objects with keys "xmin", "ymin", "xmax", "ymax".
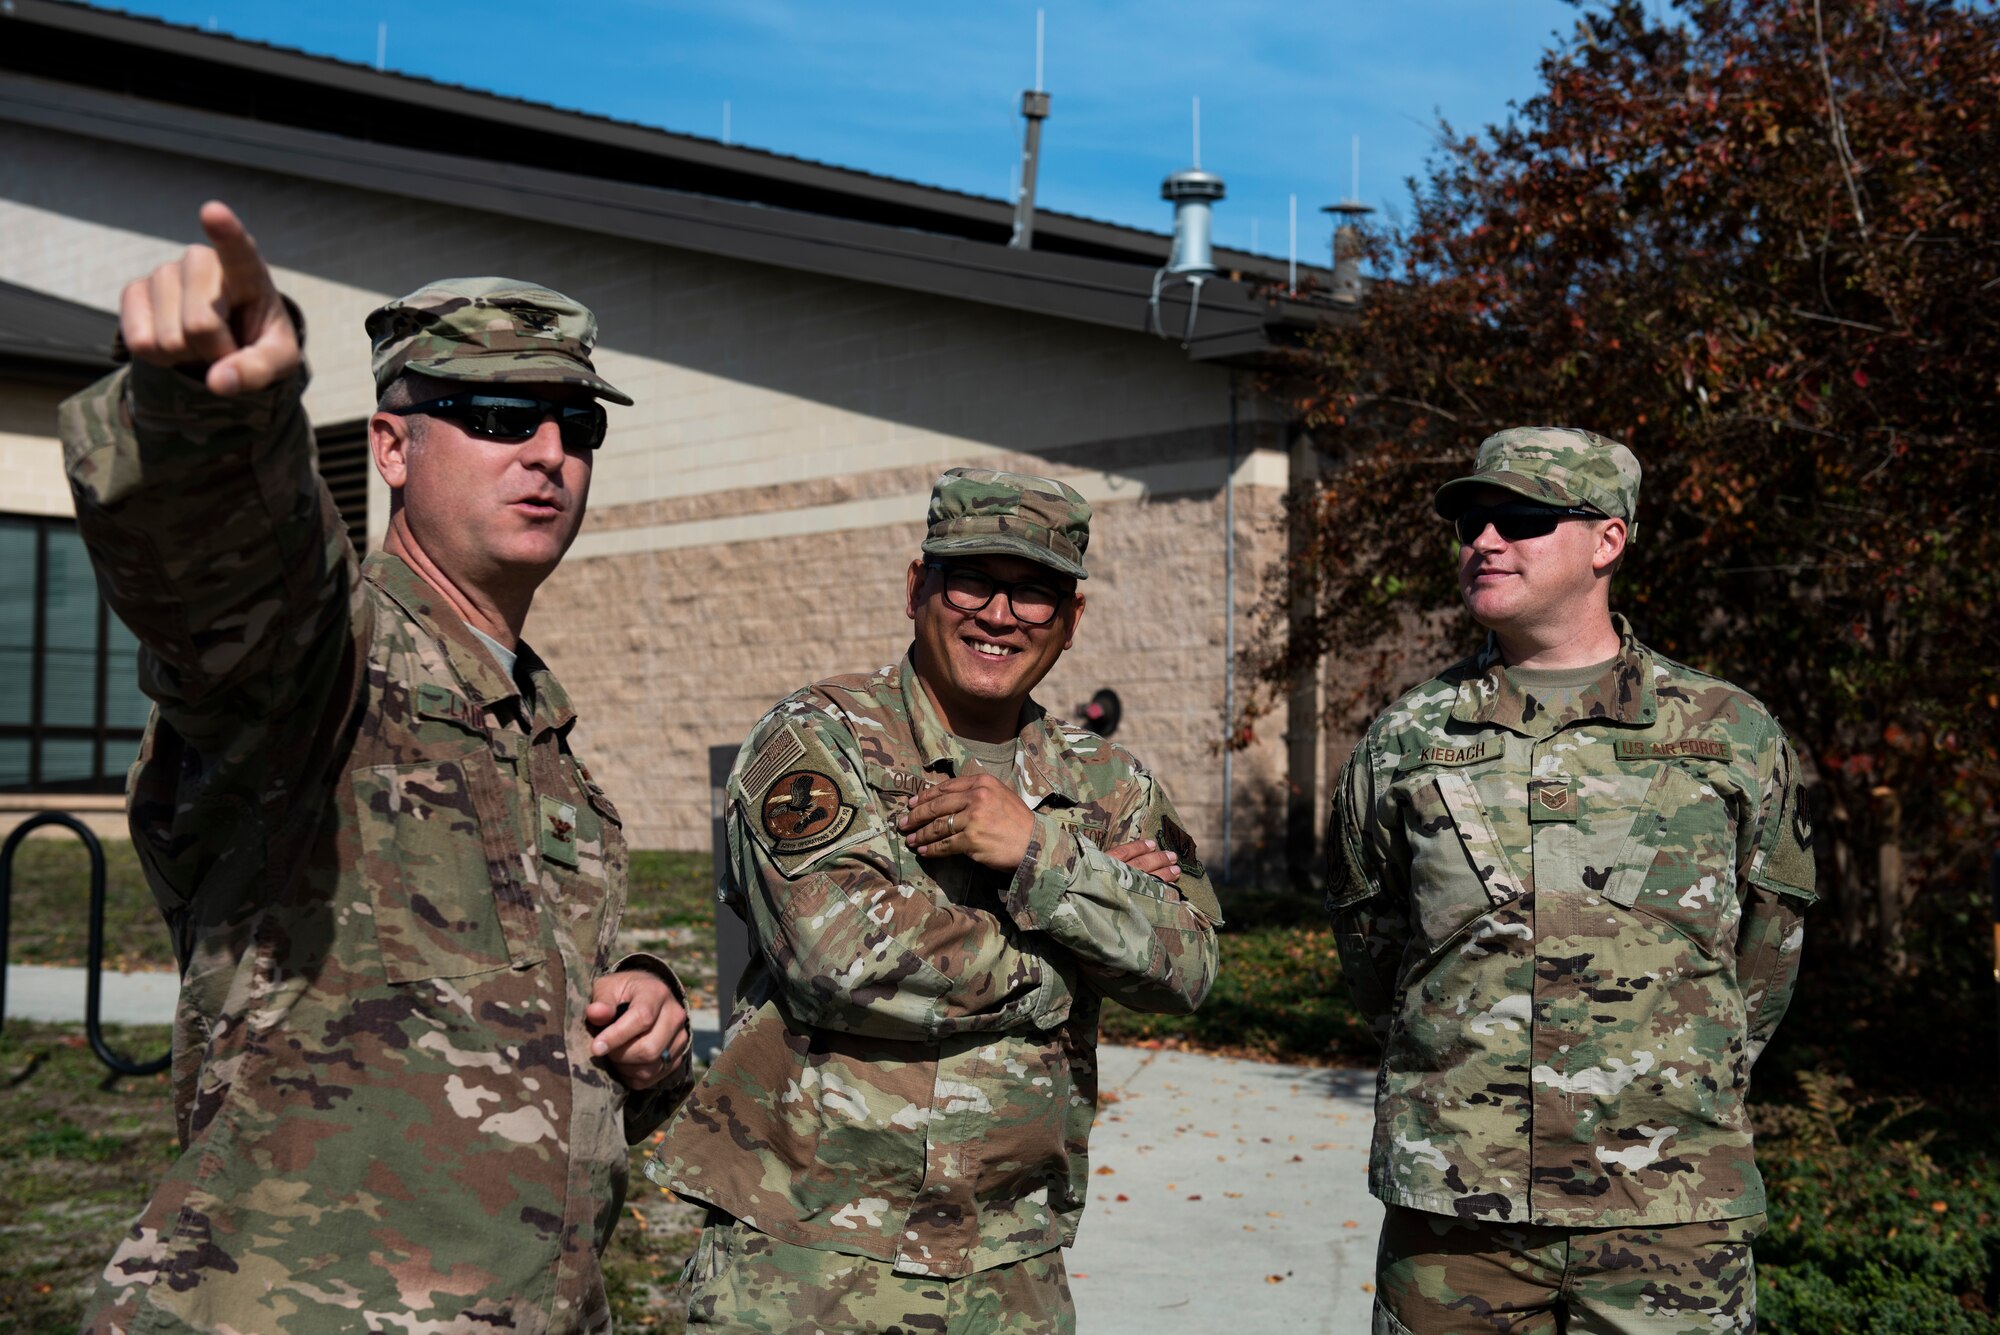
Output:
[{"xmin": 947, "ymin": 813, "xmax": 956, "ymax": 834}]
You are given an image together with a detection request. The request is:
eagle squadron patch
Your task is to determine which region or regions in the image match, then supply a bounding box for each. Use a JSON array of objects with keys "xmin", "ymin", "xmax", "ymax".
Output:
[{"xmin": 760, "ymin": 769, "xmax": 856, "ymax": 854}]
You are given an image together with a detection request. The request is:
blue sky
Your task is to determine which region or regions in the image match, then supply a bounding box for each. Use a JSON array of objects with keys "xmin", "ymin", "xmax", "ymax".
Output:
[{"xmin": 99, "ymin": 0, "xmax": 1582, "ymax": 257}]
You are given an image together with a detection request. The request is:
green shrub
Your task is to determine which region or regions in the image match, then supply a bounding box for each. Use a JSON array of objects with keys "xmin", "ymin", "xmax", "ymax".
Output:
[{"xmin": 1755, "ymin": 1072, "xmax": 1999, "ymax": 1332}]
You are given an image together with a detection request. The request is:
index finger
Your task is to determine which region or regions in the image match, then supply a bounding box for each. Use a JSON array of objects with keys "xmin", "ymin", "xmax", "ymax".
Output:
[{"xmin": 198, "ymin": 201, "xmax": 272, "ymax": 303}]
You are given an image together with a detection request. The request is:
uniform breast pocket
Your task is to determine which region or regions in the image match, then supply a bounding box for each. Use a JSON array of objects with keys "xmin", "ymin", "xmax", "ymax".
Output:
[
  {"xmin": 1398, "ymin": 769, "xmax": 1524, "ymax": 952},
  {"xmin": 356, "ymin": 756, "xmax": 525, "ymax": 984},
  {"xmin": 1610, "ymin": 764, "xmax": 1742, "ymax": 958}
]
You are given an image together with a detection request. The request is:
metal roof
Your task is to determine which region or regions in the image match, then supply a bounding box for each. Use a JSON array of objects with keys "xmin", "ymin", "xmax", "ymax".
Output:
[
  {"xmin": 0, "ymin": 0, "xmax": 1350, "ymax": 361},
  {"xmin": 0, "ymin": 278, "xmax": 117, "ymax": 379}
]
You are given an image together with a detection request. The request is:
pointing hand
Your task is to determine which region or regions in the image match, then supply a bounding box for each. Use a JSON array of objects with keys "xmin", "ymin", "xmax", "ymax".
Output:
[{"xmin": 118, "ymin": 200, "xmax": 300, "ymax": 396}]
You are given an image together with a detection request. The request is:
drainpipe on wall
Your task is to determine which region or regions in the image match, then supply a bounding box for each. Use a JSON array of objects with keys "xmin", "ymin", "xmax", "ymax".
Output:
[
  {"xmin": 1285, "ymin": 423, "xmax": 1321, "ymax": 895},
  {"xmin": 1221, "ymin": 373, "xmax": 1237, "ymax": 885}
]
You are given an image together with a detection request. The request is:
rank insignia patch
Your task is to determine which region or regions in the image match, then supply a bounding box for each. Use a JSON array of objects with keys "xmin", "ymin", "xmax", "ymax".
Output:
[
  {"xmin": 761, "ymin": 769, "xmax": 856, "ymax": 854},
  {"xmin": 539, "ymin": 794, "xmax": 580, "ymax": 867},
  {"xmin": 1527, "ymin": 777, "xmax": 1578, "ymax": 822}
]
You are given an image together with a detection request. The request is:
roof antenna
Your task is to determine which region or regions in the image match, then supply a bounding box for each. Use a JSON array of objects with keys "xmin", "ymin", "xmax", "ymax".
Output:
[
  {"xmin": 1150, "ymin": 95, "xmax": 1226, "ymax": 346},
  {"xmin": 1288, "ymin": 193, "xmax": 1298, "ymax": 294},
  {"xmin": 1008, "ymin": 10, "xmax": 1052, "ymax": 250},
  {"xmin": 375, "ymin": 21, "xmax": 386, "ymax": 72},
  {"xmin": 723, "ymin": 100, "xmax": 732, "ymax": 146}
]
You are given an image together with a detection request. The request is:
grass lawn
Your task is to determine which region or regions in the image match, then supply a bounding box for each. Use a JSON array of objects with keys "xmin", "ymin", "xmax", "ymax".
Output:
[
  {"xmin": 1099, "ymin": 886, "xmax": 1375, "ymax": 1066},
  {"xmin": 2, "ymin": 835, "xmax": 174, "ymax": 971},
  {"xmin": 0, "ymin": 1021, "xmax": 179, "ymax": 1333}
]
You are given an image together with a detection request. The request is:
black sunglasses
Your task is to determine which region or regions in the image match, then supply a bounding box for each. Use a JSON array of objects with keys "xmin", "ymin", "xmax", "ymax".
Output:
[
  {"xmin": 386, "ymin": 394, "xmax": 608, "ymax": 452},
  {"xmin": 923, "ymin": 559, "xmax": 1072, "ymax": 628},
  {"xmin": 1452, "ymin": 503, "xmax": 1606, "ymax": 545}
]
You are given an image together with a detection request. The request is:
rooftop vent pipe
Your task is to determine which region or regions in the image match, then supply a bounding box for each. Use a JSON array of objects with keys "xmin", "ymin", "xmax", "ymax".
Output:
[
  {"xmin": 1150, "ymin": 98, "xmax": 1225, "ymax": 346},
  {"xmin": 1320, "ymin": 200, "xmax": 1374, "ymax": 305},
  {"xmin": 1009, "ymin": 11, "xmax": 1050, "ymax": 250},
  {"xmin": 1162, "ymin": 168, "xmax": 1226, "ymax": 274}
]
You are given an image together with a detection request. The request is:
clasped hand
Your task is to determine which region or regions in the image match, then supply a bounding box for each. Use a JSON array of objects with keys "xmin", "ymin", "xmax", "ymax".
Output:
[
  {"xmin": 585, "ymin": 969, "xmax": 692, "ymax": 1092},
  {"xmin": 897, "ymin": 772, "xmax": 1181, "ymax": 883}
]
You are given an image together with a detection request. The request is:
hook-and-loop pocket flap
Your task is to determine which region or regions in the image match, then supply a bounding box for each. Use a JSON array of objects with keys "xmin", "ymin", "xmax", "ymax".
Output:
[
  {"xmin": 1432, "ymin": 770, "xmax": 1528, "ymax": 908},
  {"xmin": 1600, "ymin": 767, "xmax": 1680, "ymax": 911}
]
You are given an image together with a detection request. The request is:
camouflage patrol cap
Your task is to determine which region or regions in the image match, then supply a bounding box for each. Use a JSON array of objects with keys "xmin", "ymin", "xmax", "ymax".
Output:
[
  {"xmin": 922, "ymin": 467, "xmax": 1091, "ymax": 579},
  {"xmin": 366, "ymin": 276, "xmax": 633, "ymax": 405},
  {"xmin": 1433, "ymin": 426, "xmax": 1641, "ymax": 523}
]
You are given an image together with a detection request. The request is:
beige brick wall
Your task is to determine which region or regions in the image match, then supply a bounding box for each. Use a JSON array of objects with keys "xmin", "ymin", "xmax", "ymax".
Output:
[
  {"xmin": 1, "ymin": 122, "xmax": 1307, "ymax": 871},
  {"xmin": 540, "ymin": 471, "xmax": 1291, "ymax": 866}
]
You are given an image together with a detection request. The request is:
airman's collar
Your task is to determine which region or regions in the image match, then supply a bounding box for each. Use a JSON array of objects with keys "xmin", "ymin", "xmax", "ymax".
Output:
[
  {"xmin": 364, "ymin": 552, "xmax": 576, "ymax": 733},
  {"xmin": 1450, "ymin": 613, "xmax": 1656, "ymax": 736},
  {"xmin": 895, "ymin": 647, "xmax": 1080, "ymax": 805}
]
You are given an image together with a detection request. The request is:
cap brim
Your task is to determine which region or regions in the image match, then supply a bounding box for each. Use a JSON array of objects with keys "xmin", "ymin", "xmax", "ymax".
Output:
[
  {"xmin": 922, "ymin": 534, "xmax": 1088, "ymax": 580},
  {"xmin": 1433, "ymin": 470, "xmax": 1580, "ymax": 519},
  {"xmin": 408, "ymin": 353, "xmax": 635, "ymax": 406}
]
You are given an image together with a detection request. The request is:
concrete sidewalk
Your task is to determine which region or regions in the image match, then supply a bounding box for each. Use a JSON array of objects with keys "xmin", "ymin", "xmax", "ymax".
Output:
[
  {"xmin": 1071, "ymin": 1045, "xmax": 1382, "ymax": 1334},
  {"xmin": 4, "ymin": 962, "xmax": 180, "ymax": 1027},
  {"xmin": 4, "ymin": 966, "xmax": 1388, "ymax": 1332}
]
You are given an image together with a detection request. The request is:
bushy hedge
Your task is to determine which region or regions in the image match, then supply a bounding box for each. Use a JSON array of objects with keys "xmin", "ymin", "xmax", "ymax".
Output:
[{"xmin": 1755, "ymin": 1072, "xmax": 1998, "ymax": 1332}]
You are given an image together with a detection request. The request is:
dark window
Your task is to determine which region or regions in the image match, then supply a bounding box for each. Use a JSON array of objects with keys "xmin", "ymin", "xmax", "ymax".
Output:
[{"xmin": 0, "ymin": 515, "xmax": 149, "ymax": 794}]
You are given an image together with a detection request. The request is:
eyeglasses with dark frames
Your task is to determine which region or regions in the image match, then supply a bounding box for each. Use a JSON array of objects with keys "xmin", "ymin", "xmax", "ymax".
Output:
[{"xmin": 923, "ymin": 559, "xmax": 1072, "ymax": 627}]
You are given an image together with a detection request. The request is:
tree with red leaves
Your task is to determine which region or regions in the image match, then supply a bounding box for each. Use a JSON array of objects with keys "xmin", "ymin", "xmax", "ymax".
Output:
[{"xmin": 1259, "ymin": 0, "xmax": 1999, "ymax": 963}]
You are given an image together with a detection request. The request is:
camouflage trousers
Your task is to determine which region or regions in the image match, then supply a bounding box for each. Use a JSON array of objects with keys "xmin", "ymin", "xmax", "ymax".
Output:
[
  {"xmin": 680, "ymin": 1212, "xmax": 1074, "ymax": 1334},
  {"xmin": 1374, "ymin": 1206, "xmax": 1766, "ymax": 1334}
]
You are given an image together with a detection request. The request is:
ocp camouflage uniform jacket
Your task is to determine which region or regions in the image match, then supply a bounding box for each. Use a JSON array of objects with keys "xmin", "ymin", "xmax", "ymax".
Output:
[
  {"xmin": 651, "ymin": 652, "xmax": 1219, "ymax": 1278},
  {"xmin": 61, "ymin": 359, "xmax": 686, "ymax": 1335},
  {"xmin": 1329, "ymin": 619, "xmax": 1816, "ymax": 1229}
]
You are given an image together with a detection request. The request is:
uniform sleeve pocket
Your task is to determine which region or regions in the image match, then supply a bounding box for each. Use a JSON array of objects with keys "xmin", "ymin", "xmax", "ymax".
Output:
[
  {"xmin": 1326, "ymin": 818, "xmax": 1377, "ymax": 913},
  {"xmin": 357, "ymin": 758, "xmax": 522, "ymax": 984}
]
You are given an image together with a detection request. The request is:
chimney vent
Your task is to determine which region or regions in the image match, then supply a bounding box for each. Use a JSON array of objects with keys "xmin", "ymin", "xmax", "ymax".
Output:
[
  {"xmin": 1321, "ymin": 200, "xmax": 1374, "ymax": 305},
  {"xmin": 1162, "ymin": 169, "xmax": 1226, "ymax": 275}
]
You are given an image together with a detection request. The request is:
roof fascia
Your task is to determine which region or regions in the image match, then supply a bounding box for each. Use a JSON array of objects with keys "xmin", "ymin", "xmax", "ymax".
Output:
[
  {"xmin": 2, "ymin": 0, "xmax": 1326, "ymax": 284},
  {"xmin": 0, "ymin": 72, "xmax": 1319, "ymax": 351}
]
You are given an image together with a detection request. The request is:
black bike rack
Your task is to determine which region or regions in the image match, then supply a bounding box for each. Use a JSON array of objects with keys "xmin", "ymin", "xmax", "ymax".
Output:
[{"xmin": 0, "ymin": 811, "xmax": 171, "ymax": 1077}]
